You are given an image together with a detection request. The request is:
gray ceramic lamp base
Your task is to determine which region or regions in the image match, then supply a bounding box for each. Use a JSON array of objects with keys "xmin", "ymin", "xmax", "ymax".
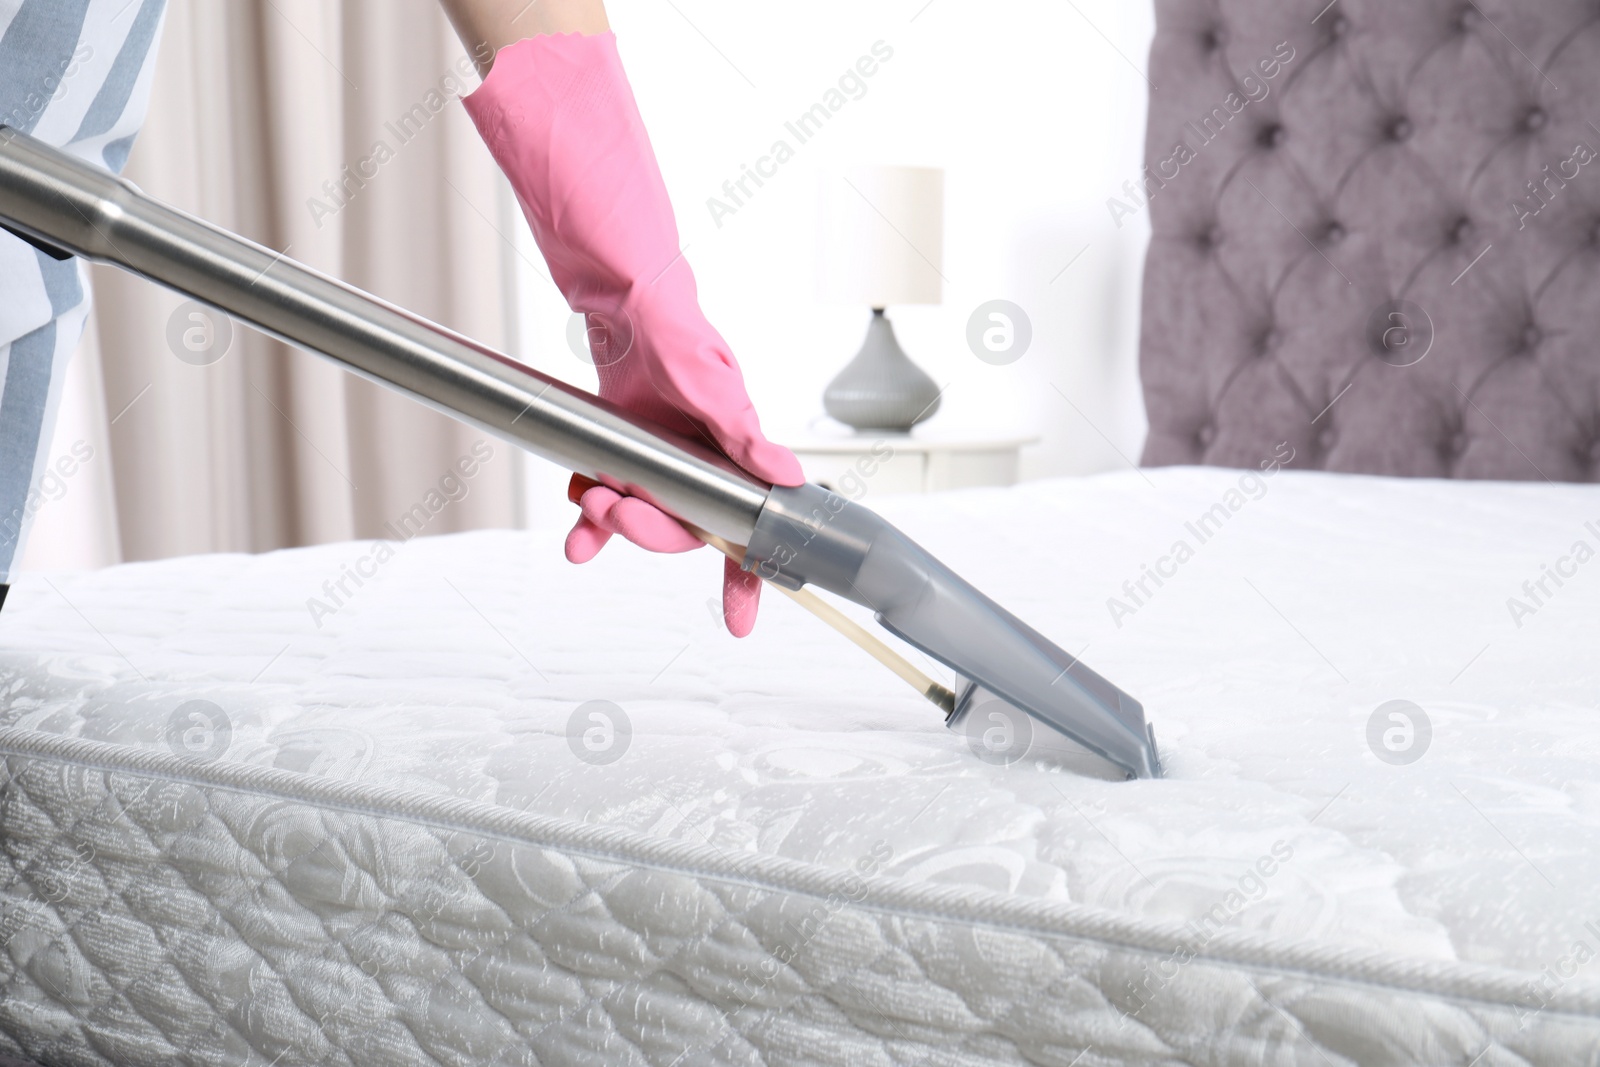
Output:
[{"xmin": 822, "ymin": 309, "xmax": 941, "ymax": 433}]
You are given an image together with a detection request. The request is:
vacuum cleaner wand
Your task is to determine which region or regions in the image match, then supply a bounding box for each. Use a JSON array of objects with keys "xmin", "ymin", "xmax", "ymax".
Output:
[{"xmin": 0, "ymin": 127, "xmax": 1161, "ymax": 779}]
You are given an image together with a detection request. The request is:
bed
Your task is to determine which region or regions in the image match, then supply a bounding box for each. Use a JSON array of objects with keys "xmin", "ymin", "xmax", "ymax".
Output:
[
  {"xmin": 5, "ymin": 0, "xmax": 1599, "ymax": 1061},
  {"xmin": 0, "ymin": 466, "xmax": 1596, "ymax": 1066}
]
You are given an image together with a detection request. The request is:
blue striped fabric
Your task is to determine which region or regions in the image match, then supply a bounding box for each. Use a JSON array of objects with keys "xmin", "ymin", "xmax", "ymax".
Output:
[{"xmin": 0, "ymin": 0, "xmax": 168, "ymax": 585}]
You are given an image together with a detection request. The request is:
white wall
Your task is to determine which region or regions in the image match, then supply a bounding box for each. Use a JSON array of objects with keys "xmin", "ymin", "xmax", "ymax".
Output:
[{"xmin": 511, "ymin": 0, "xmax": 1158, "ymax": 523}]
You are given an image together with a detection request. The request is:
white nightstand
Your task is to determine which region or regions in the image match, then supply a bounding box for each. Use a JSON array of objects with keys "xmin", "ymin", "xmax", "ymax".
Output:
[{"xmin": 781, "ymin": 427, "xmax": 1039, "ymax": 497}]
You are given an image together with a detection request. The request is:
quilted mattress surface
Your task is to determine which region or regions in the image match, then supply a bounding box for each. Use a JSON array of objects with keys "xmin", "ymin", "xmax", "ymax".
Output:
[{"xmin": 0, "ymin": 467, "xmax": 1596, "ymax": 1066}]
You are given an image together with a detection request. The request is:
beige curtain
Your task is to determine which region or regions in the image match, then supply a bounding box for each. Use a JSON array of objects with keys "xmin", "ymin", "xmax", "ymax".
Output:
[{"xmin": 88, "ymin": 0, "xmax": 520, "ymax": 561}]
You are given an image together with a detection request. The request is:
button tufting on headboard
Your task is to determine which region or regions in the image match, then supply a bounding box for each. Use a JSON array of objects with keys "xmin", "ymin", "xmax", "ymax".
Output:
[{"xmin": 1138, "ymin": 0, "xmax": 1600, "ymax": 481}]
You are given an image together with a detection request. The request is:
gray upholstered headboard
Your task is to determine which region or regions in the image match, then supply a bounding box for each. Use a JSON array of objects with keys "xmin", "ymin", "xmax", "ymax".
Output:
[{"xmin": 1137, "ymin": 0, "xmax": 1600, "ymax": 480}]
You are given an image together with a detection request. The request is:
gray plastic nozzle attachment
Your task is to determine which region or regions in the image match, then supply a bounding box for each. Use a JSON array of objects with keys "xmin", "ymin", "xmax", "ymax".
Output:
[{"xmin": 745, "ymin": 483, "xmax": 1161, "ymax": 780}]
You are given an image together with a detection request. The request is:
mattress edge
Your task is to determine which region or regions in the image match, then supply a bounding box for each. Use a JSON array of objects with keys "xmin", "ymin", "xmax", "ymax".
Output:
[{"xmin": 1, "ymin": 726, "xmax": 1594, "ymax": 1021}]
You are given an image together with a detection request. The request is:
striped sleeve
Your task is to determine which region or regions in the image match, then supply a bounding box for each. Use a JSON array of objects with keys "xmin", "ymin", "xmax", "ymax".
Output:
[
  {"xmin": 0, "ymin": 0, "xmax": 169, "ymax": 340},
  {"xmin": 0, "ymin": 0, "xmax": 168, "ymax": 584}
]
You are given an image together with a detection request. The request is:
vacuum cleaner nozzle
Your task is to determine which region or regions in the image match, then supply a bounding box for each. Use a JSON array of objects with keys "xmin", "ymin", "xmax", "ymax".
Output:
[{"xmin": 745, "ymin": 484, "xmax": 1161, "ymax": 779}]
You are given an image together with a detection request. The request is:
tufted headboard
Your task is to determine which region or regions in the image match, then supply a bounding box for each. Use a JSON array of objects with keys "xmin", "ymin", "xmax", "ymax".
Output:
[{"xmin": 1137, "ymin": 0, "xmax": 1600, "ymax": 480}]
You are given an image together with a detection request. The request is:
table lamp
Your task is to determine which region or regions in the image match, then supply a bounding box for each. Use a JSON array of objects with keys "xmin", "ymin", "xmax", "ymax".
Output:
[{"xmin": 816, "ymin": 165, "xmax": 944, "ymax": 433}]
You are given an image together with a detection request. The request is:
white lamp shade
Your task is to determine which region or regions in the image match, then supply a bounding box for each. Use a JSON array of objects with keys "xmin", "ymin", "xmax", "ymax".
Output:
[{"xmin": 816, "ymin": 165, "xmax": 944, "ymax": 306}]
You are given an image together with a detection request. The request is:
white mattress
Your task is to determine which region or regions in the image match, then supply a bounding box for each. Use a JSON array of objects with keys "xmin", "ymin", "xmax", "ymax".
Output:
[{"xmin": 0, "ymin": 467, "xmax": 1596, "ymax": 1066}]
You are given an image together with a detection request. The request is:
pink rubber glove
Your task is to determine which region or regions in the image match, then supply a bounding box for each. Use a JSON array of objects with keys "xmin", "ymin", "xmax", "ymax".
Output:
[{"xmin": 462, "ymin": 32, "xmax": 803, "ymax": 637}]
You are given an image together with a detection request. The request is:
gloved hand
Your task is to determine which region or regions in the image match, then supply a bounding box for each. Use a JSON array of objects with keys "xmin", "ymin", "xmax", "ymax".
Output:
[{"xmin": 462, "ymin": 31, "xmax": 803, "ymax": 637}]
